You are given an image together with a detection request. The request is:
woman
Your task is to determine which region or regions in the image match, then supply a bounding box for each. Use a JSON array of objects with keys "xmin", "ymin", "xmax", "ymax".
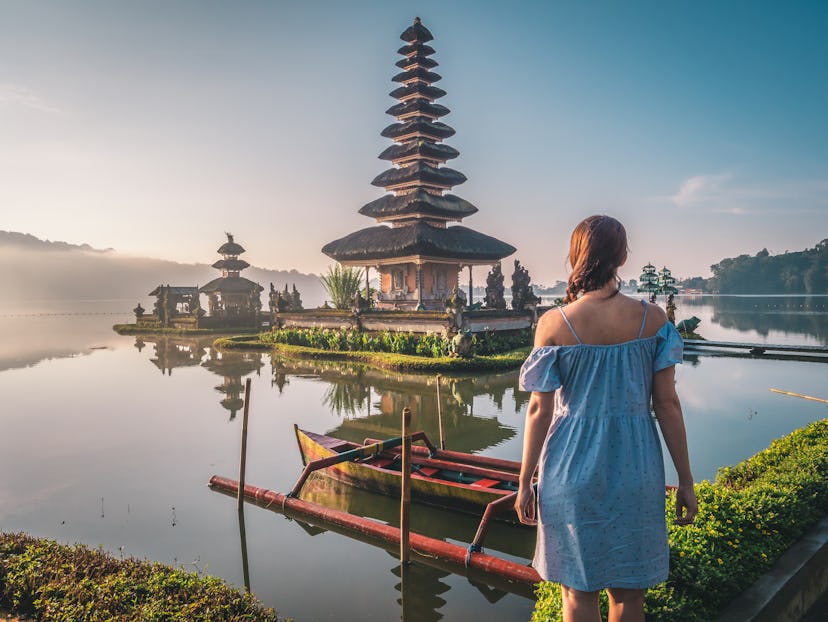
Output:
[{"xmin": 516, "ymin": 215, "xmax": 697, "ymax": 622}]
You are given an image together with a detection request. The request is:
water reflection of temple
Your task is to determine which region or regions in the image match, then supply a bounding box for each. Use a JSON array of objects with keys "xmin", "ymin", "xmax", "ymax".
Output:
[
  {"xmin": 271, "ymin": 356, "xmax": 521, "ymax": 454},
  {"xmin": 140, "ymin": 335, "xmax": 214, "ymax": 375},
  {"xmin": 201, "ymin": 349, "xmax": 265, "ymax": 419},
  {"xmin": 135, "ymin": 335, "xmax": 264, "ymax": 418}
]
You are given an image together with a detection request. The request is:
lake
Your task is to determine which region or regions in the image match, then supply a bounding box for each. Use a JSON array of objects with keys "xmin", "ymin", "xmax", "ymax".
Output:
[{"xmin": 1, "ymin": 295, "xmax": 826, "ymax": 621}]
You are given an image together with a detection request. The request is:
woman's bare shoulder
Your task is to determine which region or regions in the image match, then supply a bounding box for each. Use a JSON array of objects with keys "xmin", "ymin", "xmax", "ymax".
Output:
[
  {"xmin": 643, "ymin": 301, "xmax": 668, "ymax": 337},
  {"xmin": 534, "ymin": 307, "xmax": 564, "ymax": 346}
]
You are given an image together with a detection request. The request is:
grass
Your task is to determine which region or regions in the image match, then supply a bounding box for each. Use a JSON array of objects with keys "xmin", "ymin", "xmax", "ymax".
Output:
[
  {"xmin": 0, "ymin": 533, "xmax": 286, "ymax": 621},
  {"xmin": 216, "ymin": 335, "xmax": 531, "ymax": 373},
  {"xmin": 532, "ymin": 419, "xmax": 828, "ymax": 621}
]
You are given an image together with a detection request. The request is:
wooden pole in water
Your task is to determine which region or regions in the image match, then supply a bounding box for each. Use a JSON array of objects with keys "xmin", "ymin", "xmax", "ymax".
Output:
[
  {"xmin": 769, "ymin": 388, "xmax": 828, "ymax": 404},
  {"xmin": 435, "ymin": 374, "xmax": 445, "ymax": 450},
  {"xmin": 237, "ymin": 378, "xmax": 252, "ymax": 511},
  {"xmin": 400, "ymin": 407, "xmax": 412, "ymax": 564}
]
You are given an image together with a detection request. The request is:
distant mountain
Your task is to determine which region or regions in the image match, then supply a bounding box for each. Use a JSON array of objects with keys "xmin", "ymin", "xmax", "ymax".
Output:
[
  {"xmin": 0, "ymin": 230, "xmax": 327, "ymax": 309},
  {"xmin": 0, "ymin": 230, "xmax": 114, "ymax": 253}
]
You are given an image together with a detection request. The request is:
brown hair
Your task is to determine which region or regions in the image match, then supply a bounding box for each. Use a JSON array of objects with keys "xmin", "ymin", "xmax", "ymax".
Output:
[{"xmin": 564, "ymin": 215, "xmax": 628, "ymax": 304}]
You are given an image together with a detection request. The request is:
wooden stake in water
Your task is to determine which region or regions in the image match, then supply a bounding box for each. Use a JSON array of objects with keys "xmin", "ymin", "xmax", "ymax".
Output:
[
  {"xmin": 237, "ymin": 378, "xmax": 252, "ymax": 511},
  {"xmin": 435, "ymin": 374, "xmax": 445, "ymax": 450},
  {"xmin": 400, "ymin": 407, "xmax": 412, "ymax": 564}
]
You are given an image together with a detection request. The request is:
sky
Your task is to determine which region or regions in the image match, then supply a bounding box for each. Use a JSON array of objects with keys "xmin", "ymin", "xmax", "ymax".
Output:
[{"xmin": 1, "ymin": 0, "xmax": 826, "ymax": 285}]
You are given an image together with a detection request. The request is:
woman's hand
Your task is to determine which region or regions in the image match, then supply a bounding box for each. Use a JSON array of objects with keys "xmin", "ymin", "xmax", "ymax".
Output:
[
  {"xmin": 515, "ymin": 484, "xmax": 537, "ymax": 526},
  {"xmin": 674, "ymin": 484, "xmax": 697, "ymax": 525}
]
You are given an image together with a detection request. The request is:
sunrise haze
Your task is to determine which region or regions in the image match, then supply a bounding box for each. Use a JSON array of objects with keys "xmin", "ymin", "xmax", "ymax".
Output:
[{"xmin": 1, "ymin": 0, "xmax": 826, "ymax": 286}]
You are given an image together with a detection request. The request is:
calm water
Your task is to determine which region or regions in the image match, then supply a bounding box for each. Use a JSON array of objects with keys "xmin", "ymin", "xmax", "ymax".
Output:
[{"xmin": 0, "ymin": 296, "xmax": 826, "ymax": 621}]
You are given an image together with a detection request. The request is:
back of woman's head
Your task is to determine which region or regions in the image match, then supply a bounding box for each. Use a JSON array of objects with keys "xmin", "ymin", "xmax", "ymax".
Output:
[{"xmin": 564, "ymin": 215, "xmax": 628, "ymax": 304}]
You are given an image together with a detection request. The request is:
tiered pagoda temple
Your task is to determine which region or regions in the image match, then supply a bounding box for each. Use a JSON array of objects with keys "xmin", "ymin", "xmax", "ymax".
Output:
[
  {"xmin": 199, "ymin": 234, "xmax": 263, "ymax": 321},
  {"xmin": 322, "ymin": 18, "xmax": 515, "ymax": 310}
]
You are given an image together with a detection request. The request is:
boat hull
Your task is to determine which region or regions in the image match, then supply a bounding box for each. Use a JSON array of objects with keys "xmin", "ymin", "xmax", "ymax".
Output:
[{"xmin": 295, "ymin": 427, "xmax": 519, "ymax": 518}]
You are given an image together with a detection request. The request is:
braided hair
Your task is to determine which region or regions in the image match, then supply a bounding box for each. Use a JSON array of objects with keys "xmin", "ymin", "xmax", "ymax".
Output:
[{"xmin": 563, "ymin": 215, "xmax": 628, "ymax": 304}]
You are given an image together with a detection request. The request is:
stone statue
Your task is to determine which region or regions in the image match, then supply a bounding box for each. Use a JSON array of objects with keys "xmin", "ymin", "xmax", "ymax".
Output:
[
  {"xmin": 291, "ymin": 284, "xmax": 304, "ymax": 311},
  {"xmin": 511, "ymin": 260, "xmax": 541, "ymax": 311},
  {"xmin": 676, "ymin": 316, "xmax": 701, "ymax": 336},
  {"xmin": 484, "ymin": 263, "xmax": 507, "ymax": 310},
  {"xmin": 268, "ymin": 283, "xmax": 278, "ymax": 313},
  {"xmin": 666, "ymin": 294, "xmax": 677, "ymax": 325},
  {"xmin": 449, "ymin": 329, "xmax": 474, "ymax": 358},
  {"xmin": 444, "ymin": 285, "xmax": 467, "ymax": 310}
]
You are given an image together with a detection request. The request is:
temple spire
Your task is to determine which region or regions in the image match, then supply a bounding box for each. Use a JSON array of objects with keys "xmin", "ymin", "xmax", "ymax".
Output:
[{"xmin": 321, "ymin": 19, "xmax": 515, "ymax": 310}]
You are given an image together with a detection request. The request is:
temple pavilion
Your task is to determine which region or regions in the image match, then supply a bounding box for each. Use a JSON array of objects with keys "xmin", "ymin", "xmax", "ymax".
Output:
[
  {"xmin": 199, "ymin": 234, "xmax": 263, "ymax": 320},
  {"xmin": 322, "ymin": 18, "xmax": 515, "ymax": 310}
]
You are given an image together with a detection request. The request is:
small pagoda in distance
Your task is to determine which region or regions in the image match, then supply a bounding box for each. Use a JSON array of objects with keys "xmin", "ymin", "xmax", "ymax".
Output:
[
  {"xmin": 322, "ymin": 18, "xmax": 515, "ymax": 310},
  {"xmin": 199, "ymin": 233, "xmax": 263, "ymax": 324}
]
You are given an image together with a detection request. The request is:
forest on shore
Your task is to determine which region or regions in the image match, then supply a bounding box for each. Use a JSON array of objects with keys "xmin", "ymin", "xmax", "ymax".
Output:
[{"xmin": 680, "ymin": 240, "xmax": 828, "ymax": 294}]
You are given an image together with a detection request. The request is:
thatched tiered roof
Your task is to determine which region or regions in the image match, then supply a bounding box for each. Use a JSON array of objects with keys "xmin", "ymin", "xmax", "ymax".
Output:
[{"xmin": 322, "ymin": 17, "xmax": 514, "ymax": 266}]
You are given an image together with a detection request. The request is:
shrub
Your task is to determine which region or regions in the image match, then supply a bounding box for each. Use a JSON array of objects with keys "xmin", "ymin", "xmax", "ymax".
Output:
[
  {"xmin": 532, "ymin": 419, "xmax": 828, "ymax": 622},
  {"xmin": 0, "ymin": 533, "xmax": 284, "ymax": 621}
]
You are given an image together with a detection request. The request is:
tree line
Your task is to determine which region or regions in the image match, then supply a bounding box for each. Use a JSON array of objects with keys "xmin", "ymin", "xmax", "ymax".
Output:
[{"xmin": 679, "ymin": 240, "xmax": 828, "ymax": 294}]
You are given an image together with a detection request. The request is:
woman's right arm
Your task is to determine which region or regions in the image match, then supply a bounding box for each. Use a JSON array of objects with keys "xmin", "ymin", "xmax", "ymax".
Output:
[
  {"xmin": 652, "ymin": 365, "xmax": 697, "ymax": 525},
  {"xmin": 515, "ymin": 390, "xmax": 555, "ymax": 525}
]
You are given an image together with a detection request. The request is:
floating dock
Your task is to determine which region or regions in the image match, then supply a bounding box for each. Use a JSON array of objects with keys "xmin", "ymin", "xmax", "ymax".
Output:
[{"xmin": 684, "ymin": 339, "xmax": 828, "ymax": 362}]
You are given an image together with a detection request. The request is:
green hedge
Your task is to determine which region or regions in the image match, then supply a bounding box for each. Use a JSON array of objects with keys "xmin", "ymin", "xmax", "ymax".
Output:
[
  {"xmin": 533, "ymin": 419, "xmax": 828, "ymax": 621},
  {"xmin": 218, "ymin": 337, "xmax": 531, "ymax": 373},
  {"xmin": 0, "ymin": 533, "xmax": 284, "ymax": 621}
]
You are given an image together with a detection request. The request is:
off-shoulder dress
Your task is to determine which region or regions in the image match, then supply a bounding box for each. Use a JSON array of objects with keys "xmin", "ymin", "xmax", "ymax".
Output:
[{"xmin": 518, "ymin": 301, "xmax": 684, "ymax": 591}]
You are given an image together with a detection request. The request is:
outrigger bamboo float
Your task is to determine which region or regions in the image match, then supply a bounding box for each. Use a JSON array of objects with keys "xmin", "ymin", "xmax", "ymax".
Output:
[
  {"xmin": 293, "ymin": 426, "xmax": 527, "ymax": 521},
  {"xmin": 208, "ymin": 475, "xmax": 541, "ymax": 594}
]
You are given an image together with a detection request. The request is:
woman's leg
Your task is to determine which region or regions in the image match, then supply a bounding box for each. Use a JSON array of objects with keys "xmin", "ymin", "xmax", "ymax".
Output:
[
  {"xmin": 561, "ymin": 585, "xmax": 601, "ymax": 622},
  {"xmin": 606, "ymin": 588, "xmax": 645, "ymax": 622}
]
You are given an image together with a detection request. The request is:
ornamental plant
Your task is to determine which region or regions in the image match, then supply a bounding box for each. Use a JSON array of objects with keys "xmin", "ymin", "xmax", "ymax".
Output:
[{"xmin": 532, "ymin": 419, "xmax": 828, "ymax": 622}]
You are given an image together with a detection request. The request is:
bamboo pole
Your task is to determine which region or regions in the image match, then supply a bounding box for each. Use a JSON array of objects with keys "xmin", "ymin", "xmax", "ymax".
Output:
[
  {"xmin": 237, "ymin": 378, "xmax": 252, "ymax": 511},
  {"xmin": 400, "ymin": 407, "xmax": 412, "ymax": 564},
  {"xmin": 237, "ymin": 507, "xmax": 251, "ymax": 593},
  {"xmin": 769, "ymin": 388, "xmax": 828, "ymax": 405},
  {"xmin": 435, "ymin": 374, "xmax": 445, "ymax": 450}
]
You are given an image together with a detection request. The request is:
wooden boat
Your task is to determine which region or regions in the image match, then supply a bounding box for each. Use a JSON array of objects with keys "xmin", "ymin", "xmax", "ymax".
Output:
[{"xmin": 294, "ymin": 426, "xmax": 527, "ymax": 520}]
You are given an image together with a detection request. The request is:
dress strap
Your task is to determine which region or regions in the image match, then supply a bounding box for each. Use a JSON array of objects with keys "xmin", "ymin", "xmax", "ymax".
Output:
[
  {"xmin": 558, "ymin": 307, "xmax": 582, "ymax": 344},
  {"xmin": 638, "ymin": 299, "xmax": 649, "ymax": 339}
]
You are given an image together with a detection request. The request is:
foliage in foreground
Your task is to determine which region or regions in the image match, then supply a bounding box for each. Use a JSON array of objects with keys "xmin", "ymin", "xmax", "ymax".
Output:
[
  {"xmin": 532, "ymin": 419, "xmax": 828, "ymax": 622},
  {"xmin": 0, "ymin": 533, "xmax": 284, "ymax": 621}
]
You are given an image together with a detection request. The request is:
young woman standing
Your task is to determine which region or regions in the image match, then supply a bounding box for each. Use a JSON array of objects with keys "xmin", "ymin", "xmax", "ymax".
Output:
[{"xmin": 516, "ymin": 215, "xmax": 697, "ymax": 622}]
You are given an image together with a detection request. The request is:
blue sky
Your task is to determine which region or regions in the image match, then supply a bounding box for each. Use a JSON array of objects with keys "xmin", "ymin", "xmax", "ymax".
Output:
[{"xmin": 1, "ymin": 0, "xmax": 826, "ymax": 284}]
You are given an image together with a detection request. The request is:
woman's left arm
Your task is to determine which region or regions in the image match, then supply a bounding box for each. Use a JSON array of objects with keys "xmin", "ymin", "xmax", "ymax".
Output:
[{"xmin": 515, "ymin": 390, "xmax": 555, "ymax": 525}]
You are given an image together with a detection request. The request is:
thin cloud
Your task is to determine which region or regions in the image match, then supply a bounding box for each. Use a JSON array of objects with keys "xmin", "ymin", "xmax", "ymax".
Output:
[
  {"xmin": 670, "ymin": 173, "xmax": 732, "ymax": 208},
  {"xmin": 0, "ymin": 83, "xmax": 63, "ymax": 114},
  {"xmin": 662, "ymin": 173, "xmax": 828, "ymax": 215}
]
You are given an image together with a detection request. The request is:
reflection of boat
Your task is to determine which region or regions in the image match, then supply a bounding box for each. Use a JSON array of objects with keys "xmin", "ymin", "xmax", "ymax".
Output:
[
  {"xmin": 295, "ymin": 427, "xmax": 526, "ymax": 520},
  {"xmin": 298, "ymin": 473, "xmax": 535, "ymax": 560}
]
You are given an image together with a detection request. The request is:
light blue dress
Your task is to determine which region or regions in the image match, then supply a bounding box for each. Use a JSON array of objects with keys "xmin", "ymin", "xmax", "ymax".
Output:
[{"xmin": 518, "ymin": 302, "xmax": 683, "ymax": 591}]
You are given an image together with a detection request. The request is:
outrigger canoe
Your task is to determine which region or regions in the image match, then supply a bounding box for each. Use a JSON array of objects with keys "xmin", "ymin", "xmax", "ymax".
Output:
[{"xmin": 294, "ymin": 426, "xmax": 528, "ymax": 521}]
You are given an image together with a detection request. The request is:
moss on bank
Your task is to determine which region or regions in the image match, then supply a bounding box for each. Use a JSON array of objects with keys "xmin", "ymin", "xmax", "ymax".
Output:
[
  {"xmin": 215, "ymin": 335, "xmax": 531, "ymax": 373},
  {"xmin": 532, "ymin": 419, "xmax": 828, "ymax": 622},
  {"xmin": 0, "ymin": 533, "xmax": 285, "ymax": 621}
]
